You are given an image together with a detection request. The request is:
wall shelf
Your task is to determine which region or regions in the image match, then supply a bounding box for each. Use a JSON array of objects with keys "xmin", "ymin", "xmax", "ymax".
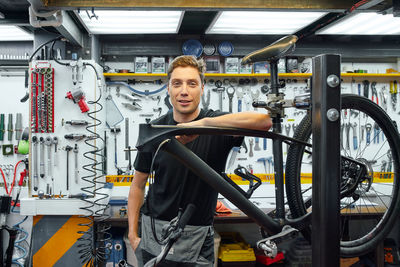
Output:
[{"xmin": 104, "ymin": 72, "xmax": 400, "ymax": 78}]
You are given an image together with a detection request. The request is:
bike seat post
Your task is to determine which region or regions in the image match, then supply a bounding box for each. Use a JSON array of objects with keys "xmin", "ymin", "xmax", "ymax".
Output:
[{"xmin": 268, "ymin": 60, "xmax": 285, "ymax": 219}]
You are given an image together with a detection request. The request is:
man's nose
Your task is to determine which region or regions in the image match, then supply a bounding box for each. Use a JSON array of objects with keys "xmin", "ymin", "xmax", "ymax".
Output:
[{"xmin": 180, "ymin": 83, "xmax": 189, "ymax": 94}]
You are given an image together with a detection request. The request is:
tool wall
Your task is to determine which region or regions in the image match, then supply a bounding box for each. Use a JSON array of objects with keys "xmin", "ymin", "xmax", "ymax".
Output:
[
  {"xmin": 104, "ymin": 60, "xmax": 400, "ymax": 181},
  {"xmin": 21, "ymin": 59, "xmax": 107, "ymax": 216}
]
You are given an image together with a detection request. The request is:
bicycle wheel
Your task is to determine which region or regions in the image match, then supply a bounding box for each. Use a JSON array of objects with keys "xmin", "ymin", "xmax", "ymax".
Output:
[{"xmin": 285, "ymin": 94, "xmax": 400, "ymax": 257}]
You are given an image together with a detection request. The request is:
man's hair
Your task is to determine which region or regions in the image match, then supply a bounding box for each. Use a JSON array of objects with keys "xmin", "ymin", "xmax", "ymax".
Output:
[{"xmin": 167, "ymin": 55, "xmax": 206, "ymax": 85}]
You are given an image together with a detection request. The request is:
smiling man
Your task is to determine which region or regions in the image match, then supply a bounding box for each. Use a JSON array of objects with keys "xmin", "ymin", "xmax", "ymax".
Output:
[{"xmin": 128, "ymin": 55, "xmax": 272, "ymax": 266}]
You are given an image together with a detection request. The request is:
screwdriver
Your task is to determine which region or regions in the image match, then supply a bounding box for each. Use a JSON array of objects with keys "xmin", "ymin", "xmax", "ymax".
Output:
[
  {"xmin": 64, "ymin": 134, "xmax": 87, "ymax": 140},
  {"xmin": 65, "ymin": 120, "xmax": 89, "ymax": 126},
  {"xmin": 0, "ymin": 114, "xmax": 4, "ymax": 141}
]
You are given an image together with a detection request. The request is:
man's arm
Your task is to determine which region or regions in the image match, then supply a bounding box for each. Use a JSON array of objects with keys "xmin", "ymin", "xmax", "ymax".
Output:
[
  {"xmin": 128, "ymin": 170, "xmax": 149, "ymax": 251},
  {"xmin": 180, "ymin": 112, "xmax": 272, "ymax": 131}
]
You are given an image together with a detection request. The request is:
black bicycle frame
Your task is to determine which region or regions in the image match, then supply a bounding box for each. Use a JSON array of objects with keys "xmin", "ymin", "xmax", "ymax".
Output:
[{"xmin": 136, "ymin": 124, "xmax": 312, "ymax": 234}]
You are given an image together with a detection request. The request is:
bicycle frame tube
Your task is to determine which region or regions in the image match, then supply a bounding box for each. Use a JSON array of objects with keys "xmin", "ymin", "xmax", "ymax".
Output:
[
  {"xmin": 161, "ymin": 138, "xmax": 282, "ymax": 234},
  {"xmin": 269, "ymin": 60, "xmax": 285, "ymax": 219}
]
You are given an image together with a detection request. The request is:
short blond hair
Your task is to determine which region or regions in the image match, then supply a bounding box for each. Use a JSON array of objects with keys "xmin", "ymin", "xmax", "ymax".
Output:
[{"xmin": 167, "ymin": 55, "xmax": 206, "ymax": 85}]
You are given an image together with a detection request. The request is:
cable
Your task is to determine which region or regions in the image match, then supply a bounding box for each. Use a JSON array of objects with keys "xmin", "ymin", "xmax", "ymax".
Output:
[
  {"xmin": 147, "ymin": 139, "xmax": 172, "ymax": 245},
  {"xmin": 12, "ymin": 216, "xmax": 29, "ymax": 267},
  {"xmin": 77, "ymin": 65, "xmax": 110, "ymax": 267},
  {"xmin": 29, "ymin": 35, "xmax": 63, "ymax": 62},
  {"xmin": 8, "ymin": 160, "xmax": 23, "ymax": 196},
  {"xmin": 0, "ymin": 167, "xmax": 9, "ymax": 195}
]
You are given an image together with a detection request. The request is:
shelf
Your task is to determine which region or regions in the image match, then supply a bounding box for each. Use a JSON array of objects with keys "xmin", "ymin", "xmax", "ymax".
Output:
[{"xmin": 104, "ymin": 72, "xmax": 400, "ymax": 78}]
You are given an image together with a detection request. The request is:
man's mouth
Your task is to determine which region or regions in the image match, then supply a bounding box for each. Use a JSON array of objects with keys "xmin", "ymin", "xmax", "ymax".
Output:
[{"xmin": 178, "ymin": 100, "xmax": 191, "ymax": 104}]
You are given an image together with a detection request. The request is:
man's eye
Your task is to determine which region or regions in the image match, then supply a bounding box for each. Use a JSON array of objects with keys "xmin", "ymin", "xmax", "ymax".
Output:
[
  {"xmin": 189, "ymin": 82, "xmax": 198, "ymax": 87},
  {"xmin": 172, "ymin": 82, "xmax": 182, "ymax": 86}
]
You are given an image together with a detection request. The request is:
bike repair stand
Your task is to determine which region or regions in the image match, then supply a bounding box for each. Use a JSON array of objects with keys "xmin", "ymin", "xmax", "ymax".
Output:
[{"xmin": 311, "ymin": 54, "xmax": 341, "ymax": 267}]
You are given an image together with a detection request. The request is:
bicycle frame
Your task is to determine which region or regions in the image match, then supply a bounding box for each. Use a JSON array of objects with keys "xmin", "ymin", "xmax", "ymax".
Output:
[{"xmin": 136, "ymin": 123, "xmax": 312, "ymax": 235}]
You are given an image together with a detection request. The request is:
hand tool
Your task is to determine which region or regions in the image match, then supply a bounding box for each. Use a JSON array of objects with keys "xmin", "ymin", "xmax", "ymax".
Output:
[
  {"xmin": 263, "ymin": 138, "xmax": 267, "ymax": 150},
  {"xmin": 236, "ymin": 87, "xmax": 245, "ymax": 112},
  {"xmin": 32, "ymin": 136, "xmax": 39, "ymax": 191},
  {"xmin": 64, "ymin": 134, "xmax": 87, "ymax": 141},
  {"xmin": 380, "ymin": 86, "xmax": 388, "ymax": 112},
  {"xmin": 0, "ymin": 114, "xmax": 4, "ymax": 141},
  {"xmin": 7, "ymin": 114, "xmax": 13, "ymax": 141},
  {"xmin": 365, "ymin": 123, "xmax": 372, "ymax": 144},
  {"xmin": 53, "ymin": 136, "xmax": 58, "ymax": 166},
  {"xmin": 351, "ymin": 123, "xmax": 358, "ymax": 150},
  {"xmin": 363, "ymin": 80, "xmax": 370, "ymax": 98},
  {"xmin": 122, "ymin": 102, "xmax": 142, "ymax": 111},
  {"xmin": 65, "ymin": 120, "xmax": 89, "ymax": 126},
  {"xmin": 212, "ymin": 80, "xmax": 225, "ymax": 111},
  {"xmin": 111, "ymin": 127, "xmax": 122, "ymax": 175},
  {"xmin": 226, "ymin": 86, "xmax": 235, "ymax": 113},
  {"xmin": 39, "ymin": 137, "xmax": 45, "ymax": 178},
  {"xmin": 120, "ymin": 92, "xmax": 141, "ymax": 102},
  {"xmin": 254, "ymin": 137, "xmax": 261, "ymax": 151},
  {"xmin": 73, "ymin": 144, "xmax": 79, "ymax": 184},
  {"xmin": 15, "ymin": 113, "xmax": 22, "ymax": 140},
  {"xmin": 357, "ymin": 83, "xmax": 361, "ymax": 96},
  {"xmin": 240, "ymin": 139, "xmax": 248, "ymax": 154},
  {"xmin": 373, "ymin": 123, "xmax": 380, "ymax": 144},
  {"xmin": 249, "ymin": 138, "xmax": 254, "ymax": 157},
  {"xmin": 345, "ymin": 123, "xmax": 351, "ymax": 150},
  {"xmin": 65, "ymin": 145, "xmax": 73, "ymax": 191},
  {"xmin": 66, "ymin": 89, "xmax": 89, "ymax": 113},
  {"xmin": 390, "ymin": 81, "xmax": 397, "ymax": 112},
  {"xmin": 227, "ymin": 147, "xmax": 240, "ymax": 170},
  {"xmin": 45, "ymin": 136, "xmax": 53, "ymax": 197},
  {"xmin": 153, "ymin": 107, "xmax": 162, "ymax": 117},
  {"xmin": 360, "ymin": 125, "xmax": 365, "ymax": 143},
  {"xmin": 250, "ymin": 88, "xmax": 260, "ymax": 110},
  {"xmin": 257, "ymin": 157, "xmax": 268, "ymax": 173},
  {"xmin": 125, "ymin": 118, "xmax": 129, "ymax": 160},
  {"xmin": 371, "ymin": 82, "xmax": 378, "ymax": 104},
  {"xmin": 201, "ymin": 89, "xmax": 211, "ymax": 110}
]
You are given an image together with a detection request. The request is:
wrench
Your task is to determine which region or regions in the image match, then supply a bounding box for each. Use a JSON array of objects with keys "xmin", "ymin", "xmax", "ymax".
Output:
[
  {"xmin": 45, "ymin": 136, "xmax": 53, "ymax": 196},
  {"xmin": 32, "ymin": 136, "xmax": 39, "ymax": 191},
  {"xmin": 236, "ymin": 87, "xmax": 245, "ymax": 112},
  {"xmin": 39, "ymin": 137, "xmax": 45, "ymax": 178},
  {"xmin": 226, "ymin": 86, "xmax": 235, "ymax": 113},
  {"xmin": 345, "ymin": 123, "xmax": 351, "ymax": 150},
  {"xmin": 212, "ymin": 80, "xmax": 225, "ymax": 111},
  {"xmin": 53, "ymin": 136, "xmax": 58, "ymax": 166},
  {"xmin": 373, "ymin": 123, "xmax": 380, "ymax": 144},
  {"xmin": 352, "ymin": 123, "xmax": 358, "ymax": 150},
  {"xmin": 365, "ymin": 123, "xmax": 372, "ymax": 144},
  {"xmin": 249, "ymin": 138, "xmax": 254, "ymax": 157},
  {"xmin": 74, "ymin": 144, "xmax": 79, "ymax": 184},
  {"xmin": 254, "ymin": 137, "xmax": 261, "ymax": 151},
  {"xmin": 285, "ymin": 124, "xmax": 291, "ymax": 152},
  {"xmin": 65, "ymin": 145, "xmax": 72, "ymax": 191},
  {"xmin": 250, "ymin": 87, "xmax": 260, "ymax": 110}
]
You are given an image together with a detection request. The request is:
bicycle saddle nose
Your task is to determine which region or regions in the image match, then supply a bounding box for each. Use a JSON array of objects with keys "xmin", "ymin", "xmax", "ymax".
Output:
[{"xmin": 241, "ymin": 35, "xmax": 298, "ymax": 65}]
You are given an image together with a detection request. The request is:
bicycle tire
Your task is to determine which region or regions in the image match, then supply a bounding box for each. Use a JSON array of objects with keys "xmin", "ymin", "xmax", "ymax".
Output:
[{"xmin": 285, "ymin": 94, "xmax": 400, "ymax": 257}]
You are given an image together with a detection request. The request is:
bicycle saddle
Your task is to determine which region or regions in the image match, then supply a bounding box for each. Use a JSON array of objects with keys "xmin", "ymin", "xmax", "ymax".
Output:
[{"xmin": 241, "ymin": 35, "xmax": 298, "ymax": 65}]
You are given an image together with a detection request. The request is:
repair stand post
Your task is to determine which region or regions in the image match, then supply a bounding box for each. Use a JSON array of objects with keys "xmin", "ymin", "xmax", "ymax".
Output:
[{"xmin": 311, "ymin": 54, "xmax": 341, "ymax": 267}]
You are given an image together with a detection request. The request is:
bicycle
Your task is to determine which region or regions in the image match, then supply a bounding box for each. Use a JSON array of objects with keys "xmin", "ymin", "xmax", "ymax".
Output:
[{"xmin": 136, "ymin": 35, "xmax": 400, "ymax": 263}]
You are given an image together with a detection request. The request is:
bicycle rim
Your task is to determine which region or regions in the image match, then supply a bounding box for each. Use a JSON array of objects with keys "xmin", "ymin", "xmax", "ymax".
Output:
[{"xmin": 285, "ymin": 94, "xmax": 400, "ymax": 257}]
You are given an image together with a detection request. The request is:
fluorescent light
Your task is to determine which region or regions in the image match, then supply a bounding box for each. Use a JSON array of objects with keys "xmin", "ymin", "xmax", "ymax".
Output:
[
  {"xmin": 317, "ymin": 13, "xmax": 400, "ymax": 35},
  {"xmin": 78, "ymin": 10, "xmax": 183, "ymax": 34},
  {"xmin": 0, "ymin": 26, "xmax": 33, "ymax": 41},
  {"xmin": 206, "ymin": 11, "xmax": 327, "ymax": 34}
]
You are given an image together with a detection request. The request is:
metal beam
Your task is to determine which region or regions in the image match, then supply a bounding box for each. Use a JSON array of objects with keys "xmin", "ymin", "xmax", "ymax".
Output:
[
  {"xmin": 55, "ymin": 10, "xmax": 84, "ymax": 47},
  {"xmin": 43, "ymin": 0, "xmax": 359, "ymax": 11}
]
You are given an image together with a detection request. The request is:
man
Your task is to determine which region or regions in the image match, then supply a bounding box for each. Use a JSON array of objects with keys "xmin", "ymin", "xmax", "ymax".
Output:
[{"xmin": 128, "ymin": 55, "xmax": 271, "ymax": 266}]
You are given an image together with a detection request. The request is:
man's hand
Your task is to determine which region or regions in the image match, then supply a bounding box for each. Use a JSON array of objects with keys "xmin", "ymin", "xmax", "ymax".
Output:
[
  {"xmin": 175, "ymin": 134, "xmax": 199, "ymax": 144},
  {"xmin": 129, "ymin": 233, "xmax": 141, "ymax": 252},
  {"xmin": 175, "ymin": 121, "xmax": 203, "ymax": 144}
]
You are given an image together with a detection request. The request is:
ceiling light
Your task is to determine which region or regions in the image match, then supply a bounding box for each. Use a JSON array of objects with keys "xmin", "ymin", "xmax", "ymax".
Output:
[
  {"xmin": 77, "ymin": 10, "xmax": 184, "ymax": 34},
  {"xmin": 317, "ymin": 13, "xmax": 400, "ymax": 35},
  {"xmin": 0, "ymin": 25, "xmax": 33, "ymax": 41},
  {"xmin": 206, "ymin": 11, "xmax": 327, "ymax": 35}
]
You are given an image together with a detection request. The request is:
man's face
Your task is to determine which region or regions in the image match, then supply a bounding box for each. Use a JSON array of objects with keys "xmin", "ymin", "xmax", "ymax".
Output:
[{"xmin": 168, "ymin": 66, "xmax": 203, "ymax": 115}]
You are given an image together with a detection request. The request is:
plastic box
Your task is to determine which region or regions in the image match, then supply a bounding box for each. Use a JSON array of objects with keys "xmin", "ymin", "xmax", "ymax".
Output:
[{"xmin": 218, "ymin": 232, "xmax": 256, "ymax": 266}]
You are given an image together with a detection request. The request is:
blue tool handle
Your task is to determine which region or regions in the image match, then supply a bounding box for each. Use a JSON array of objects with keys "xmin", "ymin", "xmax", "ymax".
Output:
[
  {"xmin": 353, "ymin": 137, "xmax": 358, "ymax": 150},
  {"xmin": 238, "ymin": 99, "xmax": 242, "ymax": 112},
  {"xmin": 263, "ymin": 138, "xmax": 267, "ymax": 150}
]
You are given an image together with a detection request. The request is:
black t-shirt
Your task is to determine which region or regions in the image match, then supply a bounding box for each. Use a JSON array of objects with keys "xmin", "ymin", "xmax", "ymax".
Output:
[{"xmin": 134, "ymin": 109, "xmax": 244, "ymax": 226}]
